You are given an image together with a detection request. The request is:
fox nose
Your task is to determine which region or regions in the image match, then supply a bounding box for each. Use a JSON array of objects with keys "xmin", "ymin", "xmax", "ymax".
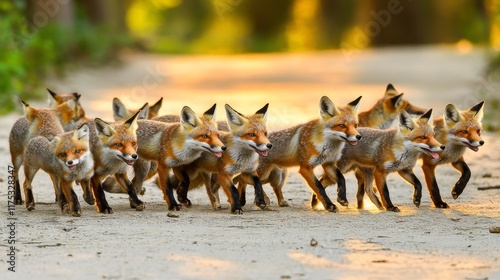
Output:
[
  {"xmin": 479, "ymin": 140, "xmax": 484, "ymax": 146},
  {"xmin": 221, "ymin": 146, "xmax": 227, "ymax": 151},
  {"xmin": 440, "ymin": 145, "xmax": 445, "ymax": 150},
  {"xmin": 356, "ymin": 135, "xmax": 362, "ymax": 140},
  {"xmin": 266, "ymin": 143, "xmax": 273, "ymax": 149},
  {"xmin": 131, "ymin": 154, "xmax": 138, "ymax": 160},
  {"xmin": 67, "ymin": 160, "xmax": 73, "ymax": 165}
]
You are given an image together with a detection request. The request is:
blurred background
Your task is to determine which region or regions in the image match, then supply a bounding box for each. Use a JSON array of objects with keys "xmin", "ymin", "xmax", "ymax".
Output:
[{"xmin": 1, "ymin": 0, "xmax": 500, "ymax": 130}]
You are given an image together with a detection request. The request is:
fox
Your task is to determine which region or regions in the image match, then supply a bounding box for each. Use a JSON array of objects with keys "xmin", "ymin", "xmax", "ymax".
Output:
[
  {"xmin": 318, "ymin": 109, "xmax": 444, "ymax": 212},
  {"xmin": 358, "ymin": 83, "xmax": 425, "ymax": 129},
  {"xmin": 22, "ymin": 124, "xmax": 94, "ymax": 216},
  {"xmin": 249, "ymin": 84, "xmax": 427, "ymax": 208},
  {"xmin": 112, "ymin": 97, "xmax": 163, "ymax": 121},
  {"xmin": 9, "ymin": 98, "xmax": 85, "ymax": 205},
  {"xmin": 236, "ymin": 96, "xmax": 362, "ymax": 212},
  {"xmin": 82, "ymin": 111, "xmax": 144, "ymax": 213},
  {"xmin": 47, "ymin": 89, "xmax": 87, "ymax": 123},
  {"xmin": 421, "ymin": 101, "xmax": 485, "ymax": 208},
  {"xmin": 171, "ymin": 104, "xmax": 272, "ymax": 213},
  {"xmin": 131, "ymin": 104, "xmax": 226, "ymax": 211}
]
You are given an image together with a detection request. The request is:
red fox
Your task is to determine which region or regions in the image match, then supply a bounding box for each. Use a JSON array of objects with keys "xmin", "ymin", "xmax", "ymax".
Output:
[
  {"xmin": 83, "ymin": 111, "xmax": 144, "ymax": 213},
  {"xmin": 171, "ymin": 104, "xmax": 272, "ymax": 213},
  {"xmin": 358, "ymin": 83, "xmax": 425, "ymax": 129},
  {"xmin": 236, "ymin": 96, "xmax": 362, "ymax": 212},
  {"xmin": 421, "ymin": 101, "xmax": 485, "ymax": 208},
  {"xmin": 112, "ymin": 97, "xmax": 163, "ymax": 121},
  {"xmin": 133, "ymin": 104, "xmax": 226, "ymax": 211},
  {"xmin": 22, "ymin": 124, "xmax": 94, "ymax": 216},
  {"xmin": 9, "ymin": 98, "xmax": 83, "ymax": 205},
  {"xmin": 318, "ymin": 109, "xmax": 444, "ymax": 212},
  {"xmin": 47, "ymin": 89, "xmax": 87, "ymax": 124}
]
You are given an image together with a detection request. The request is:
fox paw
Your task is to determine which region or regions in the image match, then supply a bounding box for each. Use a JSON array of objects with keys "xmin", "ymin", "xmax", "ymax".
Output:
[
  {"xmin": 386, "ymin": 206, "xmax": 400, "ymax": 212},
  {"xmin": 434, "ymin": 201, "xmax": 449, "ymax": 209},
  {"xmin": 451, "ymin": 190, "xmax": 462, "ymax": 200},
  {"xmin": 325, "ymin": 204, "xmax": 339, "ymax": 213},
  {"xmin": 279, "ymin": 200, "xmax": 289, "ymax": 207},
  {"xmin": 98, "ymin": 207, "xmax": 114, "ymax": 214},
  {"xmin": 337, "ymin": 197, "xmax": 349, "ymax": 207},
  {"xmin": 26, "ymin": 203, "xmax": 35, "ymax": 211},
  {"xmin": 231, "ymin": 208, "xmax": 243, "ymax": 214},
  {"xmin": 83, "ymin": 193, "xmax": 95, "ymax": 205},
  {"xmin": 72, "ymin": 210, "xmax": 82, "ymax": 217},
  {"xmin": 138, "ymin": 187, "xmax": 146, "ymax": 196},
  {"xmin": 413, "ymin": 198, "xmax": 421, "ymax": 208},
  {"xmin": 135, "ymin": 202, "xmax": 145, "ymax": 211},
  {"xmin": 168, "ymin": 204, "xmax": 181, "ymax": 211}
]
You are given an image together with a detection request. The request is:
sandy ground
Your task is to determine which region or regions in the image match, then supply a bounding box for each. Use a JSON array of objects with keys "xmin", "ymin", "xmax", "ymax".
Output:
[{"xmin": 1, "ymin": 46, "xmax": 500, "ymax": 279}]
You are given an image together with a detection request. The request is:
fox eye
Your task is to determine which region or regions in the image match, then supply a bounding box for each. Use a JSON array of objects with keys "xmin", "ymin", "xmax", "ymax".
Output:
[
  {"xmin": 460, "ymin": 130, "xmax": 468, "ymax": 135},
  {"xmin": 75, "ymin": 149, "xmax": 81, "ymax": 154},
  {"xmin": 477, "ymin": 129, "xmax": 481, "ymax": 136},
  {"xmin": 354, "ymin": 124, "xmax": 358, "ymax": 128},
  {"xmin": 59, "ymin": 153, "xmax": 67, "ymax": 158},
  {"xmin": 248, "ymin": 133, "xmax": 256, "ymax": 137},
  {"xmin": 338, "ymin": 124, "xmax": 346, "ymax": 129},
  {"xmin": 419, "ymin": 135, "xmax": 427, "ymax": 140},
  {"xmin": 115, "ymin": 143, "xmax": 123, "ymax": 148},
  {"xmin": 264, "ymin": 132, "xmax": 268, "ymax": 137},
  {"xmin": 201, "ymin": 134, "xmax": 209, "ymax": 139},
  {"xmin": 132, "ymin": 142, "xmax": 137, "ymax": 147}
]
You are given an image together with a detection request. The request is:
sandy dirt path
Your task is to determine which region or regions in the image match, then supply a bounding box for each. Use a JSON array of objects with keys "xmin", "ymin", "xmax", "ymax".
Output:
[{"xmin": 1, "ymin": 46, "xmax": 499, "ymax": 280}]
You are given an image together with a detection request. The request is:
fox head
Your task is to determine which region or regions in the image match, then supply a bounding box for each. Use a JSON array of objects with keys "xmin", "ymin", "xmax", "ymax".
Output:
[
  {"xmin": 444, "ymin": 101, "xmax": 485, "ymax": 152},
  {"xmin": 180, "ymin": 104, "xmax": 226, "ymax": 158},
  {"xmin": 95, "ymin": 111, "xmax": 141, "ymax": 166},
  {"xmin": 51, "ymin": 124, "xmax": 91, "ymax": 171},
  {"xmin": 112, "ymin": 98, "xmax": 150, "ymax": 121},
  {"xmin": 383, "ymin": 84, "xmax": 426, "ymax": 116},
  {"xmin": 320, "ymin": 96, "xmax": 362, "ymax": 146},
  {"xmin": 399, "ymin": 109, "xmax": 445, "ymax": 159},
  {"xmin": 47, "ymin": 88, "xmax": 86, "ymax": 123},
  {"xmin": 225, "ymin": 103, "xmax": 272, "ymax": 157}
]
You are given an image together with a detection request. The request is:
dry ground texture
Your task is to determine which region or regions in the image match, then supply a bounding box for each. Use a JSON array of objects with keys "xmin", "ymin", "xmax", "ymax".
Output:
[{"xmin": 1, "ymin": 46, "xmax": 499, "ymax": 279}]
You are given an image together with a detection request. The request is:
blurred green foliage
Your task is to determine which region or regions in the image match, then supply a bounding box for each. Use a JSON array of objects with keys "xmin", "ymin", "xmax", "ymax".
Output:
[{"xmin": 0, "ymin": 1, "xmax": 132, "ymax": 115}]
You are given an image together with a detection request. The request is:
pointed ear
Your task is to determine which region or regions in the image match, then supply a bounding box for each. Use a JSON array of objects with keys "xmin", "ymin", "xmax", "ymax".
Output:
[
  {"xmin": 445, "ymin": 104, "xmax": 462, "ymax": 125},
  {"xmin": 319, "ymin": 96, "xmax": 340, "ymax": 120},
  {"xmin": 419, "ymin": 109, "xmax": 433, "ymax": 123},
  {"xmin": 124, "ymin": 110, "xmax": 141, "ymax": 131},
  {"xmin": 203, "ymin": 104, "xmax": 217, "ymax": 121},
  {"xmin": 390, "ymin": 93, "xmax": 404, "ymax": 109},
  {"xmin": 112, "ymin": 98, "xmax": 128, "ymax": 121},
  {"xmin": 72, "ymin": 92, "xmax": 81, "ymax": 102},
  {"xmin": 47, "ymin": 88, "xmax": 60, "ymax": 103},
  {"xmin": 74, "ymin": 124, "xmax": 90, "ymax": 142},
  {"xmin": 180, "ymin": 106, "xmax": 199, "ymax": 129},
  {"xmin": 137, "ymin": 103, "xmax": 149, "ymax": 120},
  {"xmin": 225, "ymin": 104, "xmax": 247, "ymax": 129},
  {"xmin": 399, "ymin": 110, "xmax": 415, "ymax": 131},
  {"xmin": 469, "ymin": 101, "xmax": 484, "ymax": 122},
  {"xmin": 347, "ymin": 96, "xmax": 362, "ymax": 113},
  {"xmin": 94, "ymin": 118, "xmax": 115, "ymax": 137},
  {"xmin": 385, "ymin": 83, "xmax": 399, "ymax": 96},
  {"xmin": 255, "ymin": 103, "xmax": 269, "ymax": 121},
  {"xmin": 149, "ymin": 97, "xmax": 163, "ymax": 116},
  {"xmin": 22, "ymin": 101, "xmax": 36, "ymax": 121},
  {"xmin": 50, "ymin": 136, "xmax": 61, "ymax": 148}
]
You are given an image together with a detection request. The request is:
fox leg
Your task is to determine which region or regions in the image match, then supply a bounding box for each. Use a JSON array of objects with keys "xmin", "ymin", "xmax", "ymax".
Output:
[
  {"xmin": 397, "ymin": 169, "xmax": 422, "ymax": 207},
  {"xmin": 90, "ymin": 176, "xmax": 113, "ymax": 214},
  {"xmin": 299, "ymin": 166, "xmax": 338, "ymax": 212},
  {"xmin": 132, "ymin": 159, "xmax": 155, "ymax": 195},
  {"xmin": 374, "ymin": 171, "xmax": 399, "ymax": 212},
  {"xmin": 354, "ymin": 168, "xmax": 365, "ymax": 209},
  {"xmin": 175, "ymin": 170, "xmax": 192, "ymax": 207},
  {"xmin": 202, "ymin": 173, "xmax": 221, "ymax": 209},
  {"xmin": 239, "ymin": 172, "xmax": 267, "ymax": 209},
  {"xmin": 22, "ymin": 166, "xmax": 38, "ymax": 211},
  {"xmin": 157, "ymin": 165, "xmax": 181, "ymax": 211},
  {"xmin": 269, "ymin": 167, "xmax": 288, "ymax": 207},
  {"xmin": 218, "ymin": 174, "xmax": 242, "ymax": 214},
  {"xmin": 115, "ymin": 173, "xmax": 144, "ymax": 211},
  {"xmin": 12, "ymin": 154, "xmax": 24, "ymax": 205},
  {"xmin": 60, "ymin": 180, "xmax": 81, "ymax": 217},
  {"xmin": 80, "ymin": 179, "xmax": 95, "ymax": 205},
  {"xmin": 451, "ymin": 158, "xmax": 471, "ymax": 199},
  {"xmin": 422, "ymin": 163, "xmax": 448, "ymax": 208},
  {"xmin": 360, "ymin": 168, "xmax": 383, "ymax": 210},
  {"xmin": 322, "ymin": 164, "xmax": 348, "ymax": 207},
  {"xmin": 315, "ymin": 172, "xmax": 337, "ymax": 209}
]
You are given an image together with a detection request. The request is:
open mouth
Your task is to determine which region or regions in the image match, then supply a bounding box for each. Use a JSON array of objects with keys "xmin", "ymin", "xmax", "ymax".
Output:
[
  {"xmin": 348, "ymin": 140, "xmax": 358, "ymax": 146},
  {"xmin": 204, "ymin": 147, "xmax": 223, "ymax": 158},
  {"xmin": 466, "ymin": 143, "xmax": 479, "ymax": 152},
  {"xmin": 68, "ymin": 165, "xmax": 77, "ymax": 171},
  {"xmin": 119, "ymin": 156, "xmax": 136, "ymax": 166},
  {"xmin": 253, "ymin": 147, "xmax": 269, "ymax": 157},
  {"xmin": 422, "ymin": 148, "xmax": 440, "ymax": 159}
]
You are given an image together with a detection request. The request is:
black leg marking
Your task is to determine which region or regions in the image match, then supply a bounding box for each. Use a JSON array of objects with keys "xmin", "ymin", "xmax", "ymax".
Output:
[
  {"xmin": 409, "ymin": 173, "xmax": 422, "ymax": 207},
  {"xmin": 176, "ymin": 171, "xmax": 191, "ymax": 207},
  {"xmin": 230, "ymin": 184, "xmax": 242, "ymax": 214},
  {"xmin": 451, "ymin": 161, "xmax": 471, "ymax": 199},
  {"xmin": 166, "ymin": 177, "xmax": 181, "ymax": 211},
  {"xmin": 381, "ymin": 182, "xmax": 399, "ymax": 212},
  {"xmin": 127, "ymin": 180, "xmax": 145, "ymax": 211},
  {"xmin": 26, "ymin": 189, "xmax": 35, "ymax": 211},
  {"xmin": 15, "ymin": 180, "xmax": 23, "ymax": 205},
  {"xmin": 336, "ymin": 168, "xmax": 348, "ymax": 206},
  {"xmin": 253, "ymin": 176, "xmax": 267, "ymax": 209},
  {"xmin": 314, "ymin": 177, "xmax": 338, "ymax": 212}
]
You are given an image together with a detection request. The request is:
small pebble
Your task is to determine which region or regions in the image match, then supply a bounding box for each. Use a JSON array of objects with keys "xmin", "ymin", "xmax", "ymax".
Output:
[
  {"xmin": 489, "ymin": 226, "xmax": 500, "ymax": 233},
  {"xmin": 310, "ymin": 238, "xmax": 318, "ymax": 246}
]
